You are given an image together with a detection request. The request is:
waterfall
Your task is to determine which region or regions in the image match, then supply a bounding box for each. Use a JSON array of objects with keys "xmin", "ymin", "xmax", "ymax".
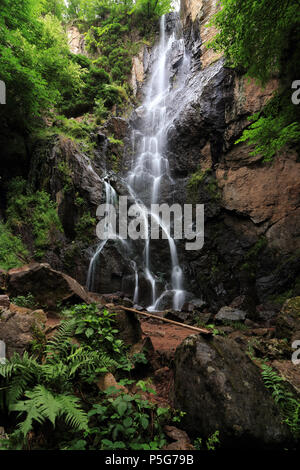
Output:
[
  {"xmin": 86, "ymin": 181, "xmax": 117, "ymax": 291},
  {"xmin": 87, "ymin": 12, "xmax": 190, "ymax": 311},
  {"xmin": 126, "ymin": 13, "xmax": 188, "ymax": 311}
]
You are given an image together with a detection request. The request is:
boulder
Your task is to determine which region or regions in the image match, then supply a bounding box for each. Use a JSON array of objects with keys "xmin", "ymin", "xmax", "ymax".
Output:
[
  {"xmin": 8, "ymin": 263, "xmax": 91, "ymax": 310},
  {"xmin": 113, "ymin": 308, "xmax": 142, "ymax": 346},
  {"xmin": 163, "ymin": 426, "xmax": 194, "ymax": 451},
  {"xmin": 0, "ymin": 308, "xmax": 46, "ymax": 358},
  {"xmin": 276, "ymin": 297, "xmax": 300, "ymax": 342},
  {"xmin": 0, "ymin": 295, "xmax": 10, "ymax": 309},
  {"xmin": 215, "ymin": 306, "xmax": 247, "ymax": 323},
  {"xmin": 96, "ymin": 372, "xmax": 128, "ymax": 394},
  {"xmin": 172, "ymin": 334, "xmax": 291, "ymax": 448}
]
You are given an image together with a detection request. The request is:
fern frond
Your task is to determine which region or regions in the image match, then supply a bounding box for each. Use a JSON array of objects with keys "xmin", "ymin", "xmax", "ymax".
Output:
[
  {"xmin": 11, "ymin": 385, "xmax": 88, "ymax": 436},
  {"xmin": 45, "ymin": 319, "xmax": 76, "ymax": 358}
]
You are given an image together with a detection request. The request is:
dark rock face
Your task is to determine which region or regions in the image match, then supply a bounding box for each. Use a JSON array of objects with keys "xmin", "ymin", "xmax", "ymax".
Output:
[
  {"xmin": 7, "ymin": 263, "xmax": 91, "ymax": 310},
  {"xmin": 172, "ymin": 334, "xmax": 292, "ymax": 448}
]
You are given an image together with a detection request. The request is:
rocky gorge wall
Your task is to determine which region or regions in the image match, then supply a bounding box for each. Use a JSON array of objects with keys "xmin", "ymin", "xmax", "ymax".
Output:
[{"xmin": 168, "ymin": 0, "xmax": 300, "ymax": 315}]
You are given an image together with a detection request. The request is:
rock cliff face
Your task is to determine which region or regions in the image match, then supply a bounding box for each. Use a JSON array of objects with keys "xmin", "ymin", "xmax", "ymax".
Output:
[
  {"xmin": 4, "ymin": 0, "xmax": 298, "ymax": 314},
  {"xmin": 163, "ymin": 0, "xmax": 300, "ymax": 313}
]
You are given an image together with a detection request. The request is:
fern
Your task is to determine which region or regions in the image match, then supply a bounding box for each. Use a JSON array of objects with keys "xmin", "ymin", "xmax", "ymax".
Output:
[
  {"xmin": 11, "ymin": 385, "xmax": 88, "ymax": 436},
  {"xmin": 45, "ymin": 319, "xmax": 76, "ymax": 358},
  {"xmin": 261, "ymin": 364, "xmax": 300, "ymax": 436},
  {"xmin": 0, "ymin": 352, "xmax": 41, "ymax": 406}
]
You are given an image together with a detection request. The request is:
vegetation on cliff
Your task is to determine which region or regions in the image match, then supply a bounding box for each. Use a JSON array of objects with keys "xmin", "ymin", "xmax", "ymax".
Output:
[{"xmin": 210, "ymin": 0, "xmax": 300, "ymax": 160}]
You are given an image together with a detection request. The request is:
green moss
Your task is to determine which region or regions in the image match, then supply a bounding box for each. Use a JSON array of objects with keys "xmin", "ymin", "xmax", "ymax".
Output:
[{"xmin": 0, "ymin": 222, "xmax": 29, "ymax": 270}]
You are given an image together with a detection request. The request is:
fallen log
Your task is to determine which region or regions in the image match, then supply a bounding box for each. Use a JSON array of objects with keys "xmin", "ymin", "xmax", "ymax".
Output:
[{"xmin": 118, "ymin": 306, "xmax": 212, "ymax": 335}]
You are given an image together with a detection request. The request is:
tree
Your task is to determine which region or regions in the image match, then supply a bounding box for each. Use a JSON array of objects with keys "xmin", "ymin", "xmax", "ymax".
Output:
[
  {"xmin": 0, "ymin": 0, "xmax": 83, "ymax": 132},
  {"xmin": 209, "ymin": 0, "xmax": 300, "ymax": 84},
  {"xmin": 209, "ymin": 0, "xmax": 300, "ymax": 160}
]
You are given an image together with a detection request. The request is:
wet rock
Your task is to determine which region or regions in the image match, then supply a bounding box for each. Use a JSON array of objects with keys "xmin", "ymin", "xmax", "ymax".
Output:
[
  {"xmin": 172, "ymin": 334, "xmax": 291, "ymax": 448},
  {"xmin": 276, "ymin": 297, "xmax": 300, "ymax": 342},
  {"xmin": 0, "ymin": 307, "xmax": 46, "ymax": 358},
  {"xmin": 215, "ymin": 306, "xmax": 247, "ymax": 323},
  {"xmin": 8, "ymin": 263, "xmax": 91, "ymax": 310}
]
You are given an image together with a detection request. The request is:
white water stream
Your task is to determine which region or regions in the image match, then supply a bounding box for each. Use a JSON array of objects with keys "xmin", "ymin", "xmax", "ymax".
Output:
[{"xmin": 87, "ymin": 12, "xmax": 190, "ymax": 311}]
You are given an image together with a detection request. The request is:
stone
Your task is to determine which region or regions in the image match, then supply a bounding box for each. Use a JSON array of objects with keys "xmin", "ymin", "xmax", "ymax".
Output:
[
  {"xmin": 114, "ymin": 309, "xmax": 142, "ymax": 345},
  {"xmin": 172, "ymin": 334, "xmax": 291, "ymax": 448},
  {"xmin": 276, "ymin": 297, "xmax": 300, "ymax": 342},
  {"xmin": 215, "ymin": 306, "xmax": 247, "ymax": 323},
  {"xmin": 96, "ymin": 373, "xmax": 128, "ymax": 394},
  {"xmin": 0, "ymin": 308, "xmax": 47, "ymax": 359},
  {"xmin": 216, "ymin": 150, "xmax": 300, "ymax": 254},
  {"xmin": 8, "ymin": 263, "xmax": 91, "ymax": 310},
  {"xmin": 163, "ymin": 425, "xmax": 194, "ymax": 451},
  {"xmin": 0, "ymin": 295, "xmax": 10, "ymax": 309}
]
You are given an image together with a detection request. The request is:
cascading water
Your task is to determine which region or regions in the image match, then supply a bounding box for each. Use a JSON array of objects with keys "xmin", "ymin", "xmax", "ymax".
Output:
[
  {"xmin": 87, "ymin": 11, "xmax": 190, "ymax": 311},
  {"xmin": 86, "ymin": 181, "xmax": 117, "ymax": 291}
]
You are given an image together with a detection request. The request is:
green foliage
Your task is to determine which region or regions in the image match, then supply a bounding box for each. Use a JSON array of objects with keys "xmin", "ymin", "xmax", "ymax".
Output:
[
  {"xmin": 194, "ymin": 430, "xmax": 220, "ymax": 451},
  {"xmin": 6, "ymin": 178, "xmax": 63, "ymax": 256},
  {"xmin": 61, "ymin": 304, "xmax": 125, "ymax": 356},
  {"xmin": 0, "ymin": 222, "xmax": 29, "ymax": 270},
  {"xmin": 11, "ymin": 293, "xmax": 37, "ymax": 309},
  {"xmin": 11, "ymin": 385, "xmax": 88, "ymax": 436},
  {"xmin": 261, "ymin": 364, "xmax": 300, "ymax": 436},
  {"xmin": 209, "ymin": 0, "xmax": 300, "ymax": 84},
  {"xmin": 86, "ymin": 384, "xmax": 168, "ymax": 450},
  {"xmin": 209, "ymin": 0, "xmax": 300, "ymax": 160},
  {"xmin": 75, "ymin": 212, "xmax": 96, "ymax": 242},
  {"xmin": 0, "ymin": 0, "xmax": 84, "ymax": 131},
  {"xmin": 236, "ymin": 106, "xmax": 300, "ymax": 162},
  {"xmin": 0, "ymin": 304, "xmax": 172, "ymax": 450}
]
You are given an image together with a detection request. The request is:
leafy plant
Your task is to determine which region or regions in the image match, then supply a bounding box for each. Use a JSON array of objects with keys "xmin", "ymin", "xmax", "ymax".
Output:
[
  {"xmin": 0, "ymin": 222, "xmax": 29, "ymax": 271},
  {"xmin": 261, "ymin": 364, "xmax": 300, "ymax": 436},
  {"xmin": 11, "ymin": 293, "xmax": 37, "ymax": 309}
]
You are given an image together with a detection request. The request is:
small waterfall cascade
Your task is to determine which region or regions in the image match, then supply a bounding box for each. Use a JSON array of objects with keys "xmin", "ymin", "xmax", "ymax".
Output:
[
  {"xmin": 87, "ymin": 11, "xmax": 191, "ymax": 311},
  {"xmin": 86, "ymin": 181, "xmax": 117, "ymax": 291}
]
